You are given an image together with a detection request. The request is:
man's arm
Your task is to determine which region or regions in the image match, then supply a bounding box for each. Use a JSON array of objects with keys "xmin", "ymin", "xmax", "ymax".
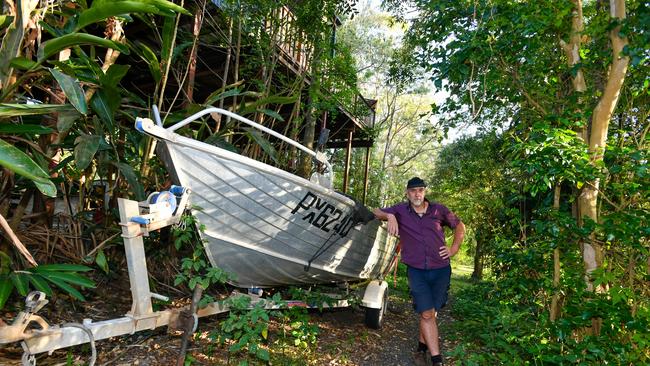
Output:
[
  {"xmin": 373, "ymin": 208, "xmax": 399, "ymax": 236},
  {"xmin": 440, "ymin": 222, "xmax": 465, "ymax": 260},
  {"xmin": 373, "ymin": 208, "xmax": 390, "ymax": 220}
]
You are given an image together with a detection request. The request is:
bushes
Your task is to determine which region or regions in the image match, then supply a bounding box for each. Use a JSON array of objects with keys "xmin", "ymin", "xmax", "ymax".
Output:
[{"xmin": 448, "ymin": 276, "xmax": 650, "ymax": 365}]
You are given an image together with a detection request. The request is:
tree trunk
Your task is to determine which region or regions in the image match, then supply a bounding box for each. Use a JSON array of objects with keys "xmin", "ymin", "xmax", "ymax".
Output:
[
  {"xmin": 560, "ymin": 0, "xmax": 587, "ymax": 94},
  {"xmin": 550, "ymin": 184, "xmax": 562, "ymax": 321},
  {"xmin": 578, "ymin": 0, "xmax": 629, "ymax": 291},
  {"xmin": 298, "ymin": 41, "xmax": 323, "ymax": 178},
  {"xmin": 141, "ymin": 1, "xmax": 184, "ymax": 178},
  {"xmin": 184, "ymin": 3, "xmax": 204, "ymax": 106},
  {"xmin": 298, "ymin": 93, "xmax": 317, "ymax": 178},
  {"xmin": 214, "ymin": 16, "xmax": 234, "ymax": 132},
  {"xmin": 379, "ymin": 91, "xmax": 397, "ymax": 206},
  {"xmin": 567, "ymin": 0, "xmax": 629, "ymax": 336},
  {"xmin": 226, "ymin": 9, "xmax": 242, "ymax": 131}
]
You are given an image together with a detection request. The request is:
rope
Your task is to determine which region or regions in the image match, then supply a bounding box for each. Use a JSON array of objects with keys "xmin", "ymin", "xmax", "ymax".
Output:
[
  {"xmin": 304, "ymin": 202, "xmax": 374, "ymax": 272},
  {"xmin": 62, "ymin": 323, "xmax": 97, "ymax": 366},
  {"xmin": 304, "ymin": 230, "xmax": 339, "ymax": 272}
]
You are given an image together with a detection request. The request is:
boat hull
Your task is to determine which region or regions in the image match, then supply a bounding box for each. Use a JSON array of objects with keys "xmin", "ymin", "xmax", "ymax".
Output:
[{"xmin": 153, "ymin": 132, "xmax": 396, "ymax": 288}]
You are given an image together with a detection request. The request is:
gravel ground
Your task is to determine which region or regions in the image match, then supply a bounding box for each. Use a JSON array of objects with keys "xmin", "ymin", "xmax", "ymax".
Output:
[{"xmin": 318, "ymin": 295, "xmax": 454, "ymax": 366}]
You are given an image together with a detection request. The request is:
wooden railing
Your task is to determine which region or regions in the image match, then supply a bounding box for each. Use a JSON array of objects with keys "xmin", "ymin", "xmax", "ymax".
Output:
[
  {"xmin": 348, "ymin": 94, "xmax": 376, "ymax": 129},
  {"xmin": 268, "ymin": 5, "xmax": 312, "ymax": 73},
  {"xmin": 265, "ymin": 6, "xmax": 375, "ymax": 129}
]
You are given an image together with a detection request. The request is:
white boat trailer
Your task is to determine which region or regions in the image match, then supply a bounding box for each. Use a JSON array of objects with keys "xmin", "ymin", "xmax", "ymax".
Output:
[{"xmin": 0, "ymin": 186, "xmax": 389, "ymax": 365}]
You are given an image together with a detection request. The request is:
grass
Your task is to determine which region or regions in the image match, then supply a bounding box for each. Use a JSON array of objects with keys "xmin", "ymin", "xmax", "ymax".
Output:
[{"xmin": 451, "ymin": 264, "xmax": 474, "ymax": 293}]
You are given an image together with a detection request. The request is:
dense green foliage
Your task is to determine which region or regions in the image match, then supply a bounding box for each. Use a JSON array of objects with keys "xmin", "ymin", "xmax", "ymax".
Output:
[
  {"xmin": 0, "ymin": 1, "xmax": 369, "ymax": 363},
  {"xmin": 0, "ymin": 0, "xmax": 647, "ymax": 363},
  {"xmin": 382, "ymin": 0, "xmax": 649, "ymax": 363},
  {"xmin": 0, "ymin": 0, "xmax": 364, "ymax": 309}
]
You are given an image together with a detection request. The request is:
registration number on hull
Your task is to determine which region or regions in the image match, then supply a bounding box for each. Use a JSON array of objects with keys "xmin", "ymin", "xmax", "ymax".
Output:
[{"xmin": 291, "ymin": 192, "xmax": 355, "ymax": 237}]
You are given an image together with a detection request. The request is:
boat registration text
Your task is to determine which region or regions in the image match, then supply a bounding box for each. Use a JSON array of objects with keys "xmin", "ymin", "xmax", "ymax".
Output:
[{"xmin": 291, "ymin": 192, "xmax": 355, "ymax": 237}]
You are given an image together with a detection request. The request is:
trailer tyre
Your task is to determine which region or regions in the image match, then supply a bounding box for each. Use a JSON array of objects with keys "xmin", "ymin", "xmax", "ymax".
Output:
[{"xmin": 364, "ymin": 289, "xmax": 388, "ymax": 329}]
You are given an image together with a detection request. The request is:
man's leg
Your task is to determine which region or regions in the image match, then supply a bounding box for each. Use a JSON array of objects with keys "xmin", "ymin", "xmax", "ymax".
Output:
[
  {"xmin": 420, "ymin": 308, "xmax": 440, "ymax": 356},
  {"xmin": 409, "ymin": 267, "xmax": 433, "ymax": 365},
  {"xmin": 423, "ymin": 266, "xmax": 451, "ymax": 365}
]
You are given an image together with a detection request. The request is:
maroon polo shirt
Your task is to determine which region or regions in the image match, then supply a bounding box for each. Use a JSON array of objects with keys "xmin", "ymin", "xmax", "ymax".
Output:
[{"xmin": 380, "ymin": 200, "xmax": 461, "ymax": 269}]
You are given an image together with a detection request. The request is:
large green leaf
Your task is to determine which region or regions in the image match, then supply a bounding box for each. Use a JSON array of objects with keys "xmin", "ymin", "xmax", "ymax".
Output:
[
  {"xmin": 9, "ymin": 56, "xmax": 38, "ymax": 71},
  {"xmin": 33, "ymin": 180, "xmax": 57, "ymax": 197},
  {"xmin": 39, "ymin": 271, "xmax": 95, "ymax": 288},
  {"xmin": 258, "ymin": 108, "xmax": 285, "ymax": 122},
  {"xmin": 238, "ymin": 94, "xmax": 297, "ymax": 114},
  {"xmin": 37, "ymin": 33, "xmax": 130, "ymax": 62},
  {"xmin": 0, "ymin": 15, "xmax": 13, "ymax": 30},
  {"xmin": 49, "ymin": 68, "xmax": 88, "ymax": 114},
  {"xmin": 76, "ymin": 2, "xmax": 160, "ymax": 31},
  {"xmin": 90, "ymin": 89, "xmax": 116, "ymax": 127},
  {"xmin": 95, "ymin": 250, "xmax": 109, "ymax": 274},
  {"xmin": 57, "ymin": 110, "xmax": 81, "ymax": 132},
  {"xmin": 133, "ymin": 42, "xmax": 162, "ymax": 83},
  {"xmin": 160, "ymin": 14, "xmax": 176, "ymax": 64},
  {"xmin": 29, "ymin": 274, "xmax": 53, "ymax": 296},
  {"xmin": 39, "ymin": 19, "xmax": 64, "ymax": 38},
  {"xmin": 138, "ymin": 0, "xmax": 191, "ymax": 15},
  {"xmin": 32, "ymin": 264, "xmax": 93, "ymax": 272},
  {"xmin": 204, "ymin": 87, "xmax": 242, "ymax": 105},
  {"xmin": 0, "ymin": 276, "xmax": 13, "ymax": 309},
  {"xmin": 10, "ymin": 273, "xmax": 29, "ymax": 296},
  {"xmin": 0, "ymin": 251, "xmax": 10, "ymax": 275},
  {"xmin": 43, "ymin": 276, "xmax": 86, "ymax": 301},
  {"xmin": 112, "ymin": 162, "xmax": 145, "ymax": 200},
  {"xmin": 73, "ymin": 134, "xmax": 102, "ymax": 170},
  {"xmin": 0, "ymin": 103, "xmax": 75, "ymax": 117},
  {"xmin": 244, "ymin": 127, "xmax": 279, "ymax": 165},
  {"xmin": 73, "ymin": 0, "xmax": 189, "ymax": 32},
  {"xmin": 0, "ymin": 138, "xmax": 56, "ymax": 197},
  {"xmin": 0, "ymin": 0, "xmax": 37, "ymax": 89},
  {"xmin": 102, "ymin": 64, "xmax": 130, "ymax": 88},
  {"xmin": 0, "ymin": 124, "xmax": 54, "ymax": 134}
]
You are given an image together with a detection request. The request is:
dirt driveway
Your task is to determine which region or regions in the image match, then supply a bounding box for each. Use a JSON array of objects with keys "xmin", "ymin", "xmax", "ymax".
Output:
[
  {"xmin": 0, "ymin": 289, "xmax": 455, "ymax": 365},
  {"xmin": 314, "ymin": 295, "xmax": 454, "ymax": 366}
]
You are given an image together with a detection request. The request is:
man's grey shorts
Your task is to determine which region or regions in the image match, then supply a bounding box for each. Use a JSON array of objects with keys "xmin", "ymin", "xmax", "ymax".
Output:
[{"xmin": 407, "ymin": 265, "xmax": 451, "ymax": 313}]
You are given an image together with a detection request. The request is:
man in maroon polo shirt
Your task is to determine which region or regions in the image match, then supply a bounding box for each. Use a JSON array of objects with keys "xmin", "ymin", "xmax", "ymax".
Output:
[{"xmin": 373, "ymin": 177, "xmax": 465, "ymax": 366}]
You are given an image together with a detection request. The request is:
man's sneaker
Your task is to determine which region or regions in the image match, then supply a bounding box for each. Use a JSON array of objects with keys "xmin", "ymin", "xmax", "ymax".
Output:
[
  {"xmin": 431, "ymin": 354, "xmax": 444, "ymax": 366},
  {"xmin": 412, "ymin": 350, "xmax": 429, "ymax": 366}
]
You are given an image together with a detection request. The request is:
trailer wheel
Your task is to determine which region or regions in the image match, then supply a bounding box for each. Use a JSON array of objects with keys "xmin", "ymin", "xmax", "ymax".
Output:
[{"xmin": 364, "ymin": 289, "xmax": 388, "ymax": 329}]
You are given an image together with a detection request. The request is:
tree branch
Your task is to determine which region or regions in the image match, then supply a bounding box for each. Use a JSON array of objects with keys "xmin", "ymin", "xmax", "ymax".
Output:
[
  {"xmin": 499, "ymin": 57, "xmax": 548, "ymax": 116},
  {"xmin": 0, "ymin": 213, "xmax": 38, "ymax": 267}
]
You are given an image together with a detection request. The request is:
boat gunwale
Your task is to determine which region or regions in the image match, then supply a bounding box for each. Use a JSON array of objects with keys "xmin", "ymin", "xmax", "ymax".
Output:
[{"xmin": 140, "ymin": 118, "xmax": 358, "ymax": 208}]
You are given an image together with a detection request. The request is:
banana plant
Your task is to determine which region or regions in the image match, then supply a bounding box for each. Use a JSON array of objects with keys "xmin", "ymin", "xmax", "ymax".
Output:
[
  {"xmin": 0, "ymin": 252, "xmax": 95, "ymax": 309},
  {"xmin": 0, "ymin": 0, "xmax": 189, "ymax": 197},
  {"xmin": 0, "ymin": 0, "xmax": 190, "ymax": 310}
]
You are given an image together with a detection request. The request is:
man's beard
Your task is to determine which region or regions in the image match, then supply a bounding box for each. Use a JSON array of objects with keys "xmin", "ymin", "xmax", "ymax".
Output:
[{"xmin": 410, "ymin": 198, "xmax": 423, "ymax": 207}]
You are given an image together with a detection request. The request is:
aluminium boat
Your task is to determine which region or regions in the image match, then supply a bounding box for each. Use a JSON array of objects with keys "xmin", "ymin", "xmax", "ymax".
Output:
[{"xmin": 136, "ymin": 107, "xmax": 398, "ymax": 288}]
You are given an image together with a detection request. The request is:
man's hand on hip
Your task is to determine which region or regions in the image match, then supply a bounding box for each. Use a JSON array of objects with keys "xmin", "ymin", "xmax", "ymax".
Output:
[{"xmin": 439, "ymin": 246, "xmax": 456, "ymax": 260}]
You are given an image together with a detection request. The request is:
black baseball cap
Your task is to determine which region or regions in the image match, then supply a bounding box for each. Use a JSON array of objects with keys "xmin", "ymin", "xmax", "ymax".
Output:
[{"xmin": 406, "ymin": 177, "xmax": 427, "ymax": 189}]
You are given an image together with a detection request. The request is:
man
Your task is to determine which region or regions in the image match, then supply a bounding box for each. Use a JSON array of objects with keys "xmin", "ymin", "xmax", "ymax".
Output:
[{"xmin": 373, "ymin": 177, "xmax": 465, "ymax": 366}]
